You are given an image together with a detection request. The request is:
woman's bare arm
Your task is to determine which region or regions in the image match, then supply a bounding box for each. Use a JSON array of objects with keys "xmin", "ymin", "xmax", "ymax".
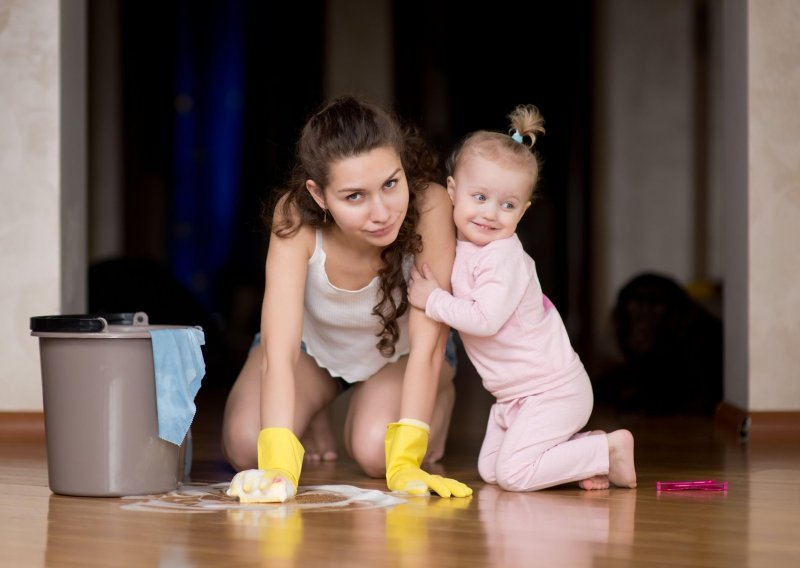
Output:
[
  {"xmin": 259, "ymin": 206, "xmax": 314, "ymax": 429},
  {"xmin": 400, "ymin": 182, "xmax": 456, "ymax": 423}
]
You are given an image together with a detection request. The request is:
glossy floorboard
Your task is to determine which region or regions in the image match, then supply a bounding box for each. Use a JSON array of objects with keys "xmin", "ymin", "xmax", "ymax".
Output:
[{"xmin": 2, "ymin": 387, "xmax": 799, "ymax": 567}]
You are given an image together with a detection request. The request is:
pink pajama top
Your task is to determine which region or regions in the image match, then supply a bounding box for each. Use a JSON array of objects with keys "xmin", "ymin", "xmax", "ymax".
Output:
[{"xmin": 425, "ymin": 234, "xmax": 586, "ymax": 402}]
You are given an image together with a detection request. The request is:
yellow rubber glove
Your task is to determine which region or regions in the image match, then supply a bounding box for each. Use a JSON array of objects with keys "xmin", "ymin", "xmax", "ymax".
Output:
[
  {"xmin": 226, "ymin": 427, "xmax": 305, "ymax": 503},
  {"xmin": 385, "ymin": 421, "xmax": 472, "ymax": 498}
]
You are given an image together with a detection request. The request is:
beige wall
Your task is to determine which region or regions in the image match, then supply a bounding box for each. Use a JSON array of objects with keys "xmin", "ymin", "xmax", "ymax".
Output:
[
  {"xmin": 0, "ymin": 0, "xmax": 61, "ymax": 411},
  {"xmin": 746, "ymin": 0, "xmax": 800, "ymax": 410}
]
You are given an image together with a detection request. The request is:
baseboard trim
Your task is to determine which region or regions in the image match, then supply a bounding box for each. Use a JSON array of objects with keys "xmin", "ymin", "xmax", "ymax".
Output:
[
  {"xmin": 0, "ymin": 412, "xmax": 45, "ymax": 440},
  {"xmin": 715, "ymin": 401, "xmax": 800, "ymax": 441}
]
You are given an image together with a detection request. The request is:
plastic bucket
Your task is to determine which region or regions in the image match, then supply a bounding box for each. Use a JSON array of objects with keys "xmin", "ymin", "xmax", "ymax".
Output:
[{"xmin": 30, "ymin": 312, "xmax": 192, "ymax": 497}]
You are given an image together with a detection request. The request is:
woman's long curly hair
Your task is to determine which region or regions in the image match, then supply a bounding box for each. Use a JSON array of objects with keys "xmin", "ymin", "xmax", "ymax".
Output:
[{"xmin": 267, "ymin": 96, "xmax": 439, "ymax": 357}]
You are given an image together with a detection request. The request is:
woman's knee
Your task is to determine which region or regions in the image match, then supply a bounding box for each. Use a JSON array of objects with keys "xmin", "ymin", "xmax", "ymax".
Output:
[
  {"xmin": 221, "ymin": 432, "xmax": 257, "ymax": 472},
  {"xmin": 221, "ymin": 412, "xmax": 259, "ymax": 471},
  {"xmin": 347, "ymin": 423, "xmax": 387, "ymax": 478},
  {"xmin": 220, "ymin": 351, "xmax": 263, "ymax": 471}
]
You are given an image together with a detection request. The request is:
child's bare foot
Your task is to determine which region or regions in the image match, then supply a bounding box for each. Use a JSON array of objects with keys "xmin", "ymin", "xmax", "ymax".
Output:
[
  {"xmin": 301, "ymin": 408, "xmax": 338, "ymax": 462},
  {"xmin": 570, "ymin": 430, "xmax": 609, "ymax": 491},
  {"xmin": 575, "ymin": 430, "xmax": 610, "ymax": 489},
  {"xmin": 607, "ymin": 429, "xmax": 637, "ymax": 488}
]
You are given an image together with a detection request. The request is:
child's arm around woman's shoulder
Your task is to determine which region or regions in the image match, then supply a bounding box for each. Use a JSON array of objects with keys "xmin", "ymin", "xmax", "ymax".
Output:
[{"xmin": 411, "ymin": 236, "xmax": 531, "ymax": 337}]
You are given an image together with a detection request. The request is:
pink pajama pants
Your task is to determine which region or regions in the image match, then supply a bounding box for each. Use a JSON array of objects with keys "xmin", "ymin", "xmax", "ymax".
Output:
[{"xmin": 478, "ymin": 372, "xmax": 609, "ymax": 491}]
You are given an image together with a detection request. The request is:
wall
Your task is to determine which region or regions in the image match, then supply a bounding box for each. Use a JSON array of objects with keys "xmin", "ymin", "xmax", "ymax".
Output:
[
  {"xmin": 88, "ymin": 0, "xmax": 123, "ymax": 263},
  {"xmin": 720, "ymin": 0, "xmax": 749, "ymax": 409},
  {"xmin": 745, "ymin": 0, "xmax": 800, "ymax": 410},
  {"xmin": 0, "ymin": 0, "xmax": 60, "ymax": 411}
]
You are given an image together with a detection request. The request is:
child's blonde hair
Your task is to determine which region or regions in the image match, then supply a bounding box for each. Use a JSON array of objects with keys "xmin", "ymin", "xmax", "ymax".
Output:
[{"xmin": 445, "ymin": 104, "xmax": 546, "ymax": 197}]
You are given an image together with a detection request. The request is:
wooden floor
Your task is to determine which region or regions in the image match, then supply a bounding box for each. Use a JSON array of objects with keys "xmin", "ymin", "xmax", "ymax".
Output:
[{"xmin": 2, "ymin": 384, "xmax": 800, "ymax": 568}]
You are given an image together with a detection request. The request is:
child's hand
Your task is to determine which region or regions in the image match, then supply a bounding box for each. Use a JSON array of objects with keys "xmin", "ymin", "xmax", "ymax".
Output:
[{"xmin": 407, "ymin": 263, "xmax": 441, "ymax": 310}]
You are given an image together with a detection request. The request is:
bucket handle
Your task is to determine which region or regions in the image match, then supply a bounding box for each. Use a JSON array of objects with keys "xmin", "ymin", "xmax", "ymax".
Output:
[
  {"xmin": 132, "ymin": 312, "xmax": 149, "ymax": 326},
  {"xmin": 30, "ymin": 312, "xmax": 152, "ymax": 333},
  {"xmin": 29, "ymin": 315, "xmax": 109, "ymax": 333}
]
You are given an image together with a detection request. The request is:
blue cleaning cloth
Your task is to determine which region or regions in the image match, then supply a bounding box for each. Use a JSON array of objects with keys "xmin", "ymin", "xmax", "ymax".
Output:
[{"xmin": 150, "ymin": 327, "xmax": 206, "ymax": 446}]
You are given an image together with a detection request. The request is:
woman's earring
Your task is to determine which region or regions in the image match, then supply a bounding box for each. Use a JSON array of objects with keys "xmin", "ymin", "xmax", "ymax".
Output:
[{"xmin": 323, "ymin": 209, "xmax": 328, "ymax": 224}]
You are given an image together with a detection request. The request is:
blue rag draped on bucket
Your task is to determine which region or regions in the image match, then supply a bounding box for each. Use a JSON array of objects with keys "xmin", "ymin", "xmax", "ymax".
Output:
[{"xmin": 150, "ymin": 328, "xmax": 206, "ymax": 445}]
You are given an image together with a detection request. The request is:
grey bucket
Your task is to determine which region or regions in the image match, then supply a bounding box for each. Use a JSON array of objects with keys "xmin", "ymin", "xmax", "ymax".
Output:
[{"xmin": 30, "ymin": 312, "xmax": 194, "ymax": 497}]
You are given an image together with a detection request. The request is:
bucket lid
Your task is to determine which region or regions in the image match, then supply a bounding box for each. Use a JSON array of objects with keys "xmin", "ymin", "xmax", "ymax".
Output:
[
  {"xmin": 30, "ymin": 312, "xmax": 196, "ymax": 339},
  {"xmin": 30, "ymin": 312, "xmax": 149, "ymax": 334}
]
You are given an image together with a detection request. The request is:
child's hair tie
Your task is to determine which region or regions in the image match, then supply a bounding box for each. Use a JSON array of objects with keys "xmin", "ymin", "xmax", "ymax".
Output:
[{"xmin": 511, "ymin": 130, "xmax": 524, "ymax": 144}]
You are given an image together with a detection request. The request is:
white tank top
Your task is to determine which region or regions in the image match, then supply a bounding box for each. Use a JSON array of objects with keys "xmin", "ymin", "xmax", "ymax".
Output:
[{"xmin": 302, "ymin": 230, "xmax": 411, "ymax": 383}]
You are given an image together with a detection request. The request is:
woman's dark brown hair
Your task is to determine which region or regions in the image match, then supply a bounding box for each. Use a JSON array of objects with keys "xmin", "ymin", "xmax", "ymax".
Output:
[{"xmin": 268, "ymin": 96, "xmax": 438, "ymax": 357}]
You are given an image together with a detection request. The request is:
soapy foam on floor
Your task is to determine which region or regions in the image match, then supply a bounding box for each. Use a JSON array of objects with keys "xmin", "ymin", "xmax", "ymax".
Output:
[{"xmin": 121, "ymin": 483, "xmax": 405, "ymax": 513}]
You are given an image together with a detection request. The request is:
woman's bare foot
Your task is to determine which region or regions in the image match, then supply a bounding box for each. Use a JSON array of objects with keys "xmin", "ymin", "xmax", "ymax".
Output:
[
  {"xmin": 577, "ymin": 430, "xmax": 610, "ymax": 489},
  {"xmin": 578, "ymin": 475, "xmax": 611, "ymax": 490},
  {"xmin": 606, "ymin": 429, "xmax": 637, "ymax": 488},
  {"xmin": 301, "ymin": 408, "xmax": 338, "ymax": 462}
]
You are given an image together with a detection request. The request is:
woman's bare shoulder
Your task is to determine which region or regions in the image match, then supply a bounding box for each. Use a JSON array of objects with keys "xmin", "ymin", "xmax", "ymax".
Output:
[
  {"xmin": 270, "ymin": 196, "xmax": 316, "ymax": 255},
  {"xmin": 417, "ymin": 181, "xmax": 452, "ymax": 217}
]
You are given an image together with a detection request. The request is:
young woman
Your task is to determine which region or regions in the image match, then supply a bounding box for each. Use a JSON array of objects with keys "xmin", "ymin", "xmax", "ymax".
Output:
[{"xmin": 223, "ymin": 96, "xmax": 472, "ymax": 502}]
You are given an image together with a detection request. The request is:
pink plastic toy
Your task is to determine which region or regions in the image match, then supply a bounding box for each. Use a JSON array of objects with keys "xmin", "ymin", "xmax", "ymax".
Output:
[{"xmin": 656, "ymin": 480, "xmax": 728, "ymax": 492}]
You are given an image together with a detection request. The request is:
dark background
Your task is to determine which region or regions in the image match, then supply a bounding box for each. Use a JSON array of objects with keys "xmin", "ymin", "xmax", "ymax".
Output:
[{"xmin": 90, "ymin": 0, "xmax": 596, "ymax": 394}]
